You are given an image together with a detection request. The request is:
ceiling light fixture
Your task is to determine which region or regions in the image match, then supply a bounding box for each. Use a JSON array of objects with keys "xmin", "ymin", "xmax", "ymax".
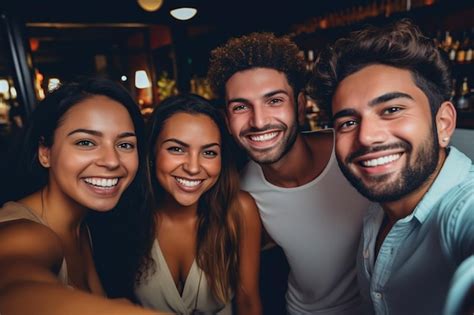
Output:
[
  {"xmin": 137, "ymin": 0, "xmax": 163, "ymax": 12},
  {"xmin": 135, "ymin": 70, "xmax": 151, "ymax": 89},
  {"xmin": 170, "ymin": 7, "xmax": 197, "ymax": 20}
]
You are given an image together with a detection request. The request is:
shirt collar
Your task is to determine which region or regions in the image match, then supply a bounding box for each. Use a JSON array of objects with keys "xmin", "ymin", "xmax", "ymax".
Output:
[{"xmin": 411, "ymin": 146, "xmax": 472, "ymax": 224}]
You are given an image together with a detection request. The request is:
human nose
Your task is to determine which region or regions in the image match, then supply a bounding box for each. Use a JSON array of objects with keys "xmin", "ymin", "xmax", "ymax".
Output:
[
  {"xmin": 357, "ymin": 117, "xmax": 388, "ymax": 147},
  {"xmin": 97, "ymin": 145, "xmax": 120, "ymax": 169},
  {"xmin": 183, "ymin": 152, "xmax": 200, "ymax": 175},
  {"xmin": 249, "ymin": 105, "xmax": 269, "ymax": 130}
]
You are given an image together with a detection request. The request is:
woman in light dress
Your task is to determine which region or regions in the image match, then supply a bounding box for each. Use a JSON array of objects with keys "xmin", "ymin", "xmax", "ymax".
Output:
[{"xmin": 134, "ymin": 94, "xmax": 262, "ymax": 315}]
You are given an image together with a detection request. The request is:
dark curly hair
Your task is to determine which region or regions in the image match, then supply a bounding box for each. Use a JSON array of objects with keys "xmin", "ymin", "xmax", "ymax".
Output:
[
  {"xmin": 311, "ymin": 19, "xmax": 453, "ymax": 118},
  {"xmin": 208, "ymin": 32, "xmax": 307, "ymax": 100}
]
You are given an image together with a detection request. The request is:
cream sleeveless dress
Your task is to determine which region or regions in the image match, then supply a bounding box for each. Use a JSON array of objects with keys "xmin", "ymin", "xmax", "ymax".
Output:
[
  {"xmin": 0, "ymin": 201, "xmax": 69, "ymax": 285},
  {"xmin": 135, "ymin": 240, "xmax": 232, "ymax": 315}
]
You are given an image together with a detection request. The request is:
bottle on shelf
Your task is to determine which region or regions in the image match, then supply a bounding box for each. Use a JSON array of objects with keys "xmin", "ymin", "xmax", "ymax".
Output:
[
  {"xmin": 465, "ymin": 28, "xmax": 473, "ymax": 64},
  {"xmin": 455, "ymin": 77, "xmax": 471, "ymax": 111},
  {"xmin": 456, "ymin": 31, "xmax": 468, "ymax": 64},
  {"xmin": 306, "ymin": 50, "xmax": 315, "ymax": 72}
]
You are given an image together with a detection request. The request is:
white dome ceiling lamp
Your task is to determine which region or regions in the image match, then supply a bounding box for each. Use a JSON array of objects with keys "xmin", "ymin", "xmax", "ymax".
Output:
[
  {"xmin": 137, "ymin": 0, "xmax": 164, "ymax": 12},
  {"xmin": 170, "ymin": 7, "xmax": 197, "ymax": 20}
]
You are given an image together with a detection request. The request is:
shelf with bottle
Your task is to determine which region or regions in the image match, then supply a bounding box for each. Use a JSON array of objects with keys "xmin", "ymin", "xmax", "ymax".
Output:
[
  {"xmin": 435, "ymin": 28, "xmax": 474, "ymax": 129},
  {"xmin": 452, "ymin": 76, "xmax": 474, "ymax": 129},
  {"xmin": 437, "ymin": 28, "xmax": 474, "ymax": 65}
]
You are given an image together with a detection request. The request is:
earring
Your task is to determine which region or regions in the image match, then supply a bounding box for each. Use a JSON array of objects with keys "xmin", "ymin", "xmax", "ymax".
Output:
[{"xmin": 442, "ymin": 137, "xmax": 449, "ymax": 143}]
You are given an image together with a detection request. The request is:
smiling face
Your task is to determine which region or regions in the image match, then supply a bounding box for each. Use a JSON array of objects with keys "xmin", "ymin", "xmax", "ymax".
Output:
[
  {"xmin": 39, "ymin": 95, "xmax": 139, "ymax": 212},
  {"xmin": 154, "ymin": 112, "xmax": 222, "ymax": 207},
  {"xmin": 332, "ymin": 64, "xmax": 441, "ymax": 202},
  {"xmin": 225, "ymin": 68, "xmax": 302, "ymax": 164}
]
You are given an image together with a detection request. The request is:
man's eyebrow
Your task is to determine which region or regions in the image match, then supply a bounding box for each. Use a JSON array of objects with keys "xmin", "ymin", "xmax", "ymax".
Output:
[
  {"xmin": 368, "ymin": 92, "xmax": 414, "ymax": 107},
  {"xmin": 333, "ymin": 109, "xmax": 358, "ymax": 121},
  {"xmin": 227, "ymin": 89, "xmax": 290, "ymax": 104},
  {"xmin": 263, "ymin": 89, "xmax": 290, "ymax": 98},
  {"xmin": 332, "ymin": 92, "xmax": 414, "ymax": 121},
  {"xmin": 227, "ymin": 97, "xmax": 249, "ymax": 104}
]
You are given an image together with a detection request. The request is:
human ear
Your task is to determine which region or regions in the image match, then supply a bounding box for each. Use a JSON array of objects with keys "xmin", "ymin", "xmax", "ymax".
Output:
[
  {"xmin": 297, "ymin": 92, "xmax": 306, "ymax": 126},
  {"xmin": 435, "ymin": 101, "xmax": 457, "ymax": 148},
  {"xmin": 38, "ymin": 138, "xmax": 51, "ymax": 168}
]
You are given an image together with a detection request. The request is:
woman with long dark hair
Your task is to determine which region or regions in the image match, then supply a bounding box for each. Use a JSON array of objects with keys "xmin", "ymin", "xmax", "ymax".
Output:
[
  {"xmin": 134, "ymin": 94, "xmax": 262, "ymax": 314},
  {"xmin": 0, "ymin": 78, "xmax": 162, "ymax": 315}
]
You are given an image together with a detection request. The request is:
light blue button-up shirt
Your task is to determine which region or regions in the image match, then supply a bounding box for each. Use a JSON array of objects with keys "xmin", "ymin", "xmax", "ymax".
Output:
[{"xmin": 357, "ymin": 147, "xmax": 474, "ymax": 315}]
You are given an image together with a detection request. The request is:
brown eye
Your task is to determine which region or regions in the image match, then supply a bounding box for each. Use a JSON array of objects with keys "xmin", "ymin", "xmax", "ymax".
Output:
[{"xmin": 76, "ymin": 140, "xmax": 95, "ymax": 147}]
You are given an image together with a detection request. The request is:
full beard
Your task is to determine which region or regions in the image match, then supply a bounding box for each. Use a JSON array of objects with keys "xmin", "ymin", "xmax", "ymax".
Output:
[{"xmin": 338, "ymin": 131, "xmax": 440, "ymax": 203}]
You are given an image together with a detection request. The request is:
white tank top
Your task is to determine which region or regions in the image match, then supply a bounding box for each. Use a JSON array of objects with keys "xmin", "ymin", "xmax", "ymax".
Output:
[{"xmin": 240, "ymin": 130, "xmax": 370, "ymax": 315}]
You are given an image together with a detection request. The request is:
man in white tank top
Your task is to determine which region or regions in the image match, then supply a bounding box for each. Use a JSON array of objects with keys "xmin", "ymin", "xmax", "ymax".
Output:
[{"xmin": 208, "ymin": 33, "xmax": 370, "ymax": 314}]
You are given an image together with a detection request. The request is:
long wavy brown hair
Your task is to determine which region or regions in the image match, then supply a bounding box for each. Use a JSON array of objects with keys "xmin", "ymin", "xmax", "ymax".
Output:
[{"xmin": 142, "ymin": 94, "xmax": 241, "ymax": 303}]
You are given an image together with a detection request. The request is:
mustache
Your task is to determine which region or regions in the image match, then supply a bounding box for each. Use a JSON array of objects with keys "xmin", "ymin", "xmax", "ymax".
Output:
[
  {"xmin": 346, "ymin": 141, "xmax": 412, "ymax": 163},
  {"xmin": 239, "ymin": 124, "xmax": 286, "ymax": 137}
]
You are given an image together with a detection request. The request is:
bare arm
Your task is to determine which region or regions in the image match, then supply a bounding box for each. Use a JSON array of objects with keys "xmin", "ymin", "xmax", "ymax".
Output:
[
  {"xmin": 0, "ymin": 220, "xmax": 165, "ymax": 315},
  {"xmin": 235, "ymin": 191, "xmax": 262, "ymax": 315}
]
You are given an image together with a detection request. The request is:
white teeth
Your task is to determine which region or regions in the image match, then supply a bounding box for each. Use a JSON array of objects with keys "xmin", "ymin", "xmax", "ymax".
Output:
[
  {"xmin": 175, "ymin": 177, "xmax": 202, "ymax": 187},
  {"xmin": 362, "ymin": 154, "xmax": 401, "ymax": 167},
  {"xmin": 249, "ymin": 132, "xmax": 278, "ymax": 142},
  {"xmin": 84, "ymin": 177, "xmax": 119, "ymax": 188}
]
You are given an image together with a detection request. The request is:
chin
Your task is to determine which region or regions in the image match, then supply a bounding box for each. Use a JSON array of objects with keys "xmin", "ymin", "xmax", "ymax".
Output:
[{"xmin": 86, "ymin": 199, "xmax": 121, "ymax": 212}]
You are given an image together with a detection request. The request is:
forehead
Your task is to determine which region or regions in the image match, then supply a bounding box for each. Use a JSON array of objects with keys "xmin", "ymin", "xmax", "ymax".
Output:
[
  {"xmin": 59, "ymin": 95, "xmax": 134, "ymax": 129},
  {"xmin": 332, "ymin": 64, "xmax": 422, "ymax": 112},
  {"xmin": 160, "ymin": 112, "xmax": 221, "ymax": 143},
  {"xmin": 333, "ymin": 65, "xmax": 421, "ymax": 107},
  {"xmin": 225, "ymin": 67, "xmax": 293, "ymax": 99}
]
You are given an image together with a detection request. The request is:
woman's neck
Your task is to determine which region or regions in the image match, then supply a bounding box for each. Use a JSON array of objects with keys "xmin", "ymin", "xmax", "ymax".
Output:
[
  {"xmin": 23, "ymin": 186, "xmax": 88, "ymax": 237},
  {"xmin": 157, "ymin": 195, "xmax": 198, "ymax": 222}
]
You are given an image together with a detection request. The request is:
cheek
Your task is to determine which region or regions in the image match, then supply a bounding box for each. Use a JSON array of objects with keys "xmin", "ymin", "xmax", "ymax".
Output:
[
  {"xmin": 393, "ymin": 118, "xmax": 431, "ymax": 140},
  {"xmin": 50, "ymin": 147, "xmax": 86, "ymax": 172},
  {"xmin": 276, "ymin": 107, "xmax": 297, "ymax": 124},
  {"xmin": 228, "ymin": 115, "xmax": 246, "ymax": 134},
  {"xmin": 154, "ymin": 152, "xmax": 182, "ymax": 181},
  {"xmin": 206, "ymin": 157, "xmax": 222, "ymax": 179},
  {"xmin": 335, "ymin": 135, "xmax": 352, "ymax": 160},
  {"xmin": 125, "ymin": 152, "xmax": 139, "ymax": 177}
]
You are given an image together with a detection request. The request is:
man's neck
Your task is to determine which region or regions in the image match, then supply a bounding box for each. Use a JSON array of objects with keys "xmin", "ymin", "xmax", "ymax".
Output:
[{"xmin": 260, "ymin": 131, "xmax": 333, "ymax": 188}]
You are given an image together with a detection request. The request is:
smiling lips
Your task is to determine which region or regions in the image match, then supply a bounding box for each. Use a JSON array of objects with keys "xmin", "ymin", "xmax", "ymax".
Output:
[
  {"xmin": 84, "ymin": 177, "xmax": 119, "ymax": 188},
  {"xmin": 174, "ymin": 176, "xmax": 203, "ymax": 191},
  {"xmin": 245, "ymin": 131, "xmax": 281, "ymax": 149},
  {"xmin": 360, "ymin": 153, "xmax": 402, "ymax": 167}
]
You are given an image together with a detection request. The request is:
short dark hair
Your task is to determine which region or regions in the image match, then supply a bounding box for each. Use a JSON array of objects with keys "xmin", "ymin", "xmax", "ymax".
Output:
[
  {"xmin": 311, "ymin": 19, "xmax": 453, "ymax": 118},
  {"xmin": 207, "ymin": 32, "xmax": 307, "ymax": 100}
]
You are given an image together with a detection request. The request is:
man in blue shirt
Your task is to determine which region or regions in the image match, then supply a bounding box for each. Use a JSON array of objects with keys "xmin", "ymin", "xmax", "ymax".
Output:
[{"xmin": 312, "ymin": 19, "xmax": 474, "ymax": 314}]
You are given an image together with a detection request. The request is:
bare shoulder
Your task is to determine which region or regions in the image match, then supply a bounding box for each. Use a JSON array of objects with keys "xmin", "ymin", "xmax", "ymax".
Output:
[
  {"xmin": 0, "ymin": 219, "xmax": 63, "ymax": 268},
  {"xmin": 236, "ymin": 191, "xmax": 260, "ymax": 222}
]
